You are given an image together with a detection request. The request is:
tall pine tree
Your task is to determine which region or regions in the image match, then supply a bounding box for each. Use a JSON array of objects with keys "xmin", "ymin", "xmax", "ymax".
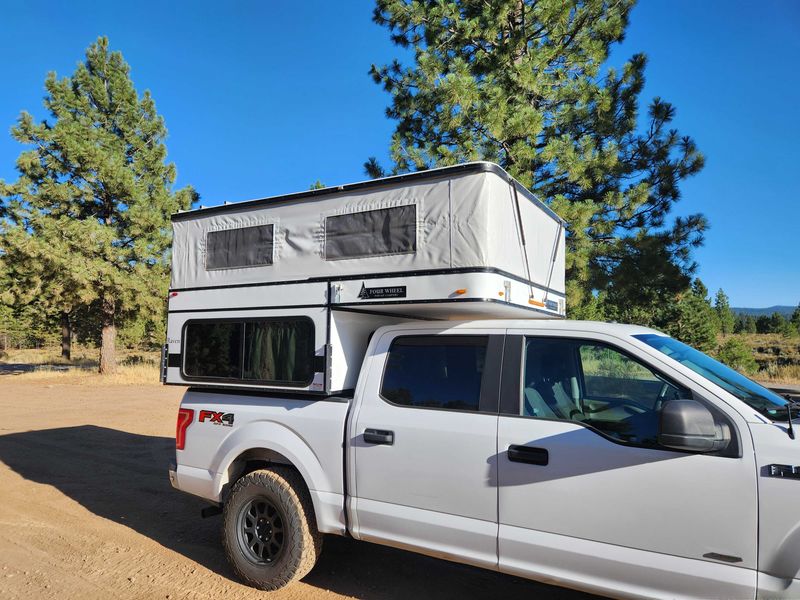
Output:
[
  {"xmin": 713, "ymin": 288, "xmax": 735, "ymax": 335},
  {"xmin": 0, "ymin": 37, "xmax": 196, "ymax": 372},
  {"xmin": 367, "ymin": 0, "xmax": 706, "ymax": 316}
]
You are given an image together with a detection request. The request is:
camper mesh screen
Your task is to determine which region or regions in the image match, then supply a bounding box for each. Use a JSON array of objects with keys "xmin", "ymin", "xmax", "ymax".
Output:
[
  {"xmin": 206, "ymin": 224, "xmax": 274, "ymax": 270},
  {"xmin": 325, "ymin": 205, "xmax": 416, "ymax": 260}
]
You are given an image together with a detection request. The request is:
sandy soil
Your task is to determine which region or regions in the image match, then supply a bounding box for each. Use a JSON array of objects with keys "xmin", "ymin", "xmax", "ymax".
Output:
[{"xmin": 0, "ymin": 378, "xmax": 600, "ymax": 600}]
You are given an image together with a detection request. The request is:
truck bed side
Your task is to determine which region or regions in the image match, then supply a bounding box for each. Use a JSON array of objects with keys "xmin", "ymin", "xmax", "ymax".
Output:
[{"xmin": 175, "ymin": 389, "xmax": 350, "ymax": 534}]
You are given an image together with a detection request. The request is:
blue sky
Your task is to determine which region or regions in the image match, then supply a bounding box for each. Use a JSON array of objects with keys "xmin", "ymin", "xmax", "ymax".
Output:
[{"xmin": 0, "ymin": 1, "xmax": 797, "ymax": 307}]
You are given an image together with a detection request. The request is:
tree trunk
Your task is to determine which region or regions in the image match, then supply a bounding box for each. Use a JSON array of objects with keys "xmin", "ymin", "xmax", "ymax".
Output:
[
  {"xmin": 99, "ymin": 297, "xmax": 117, "ymax": 374},
  {"xmin": 60, "ymin": 312, "xmax": 71, "ymax": 362}
]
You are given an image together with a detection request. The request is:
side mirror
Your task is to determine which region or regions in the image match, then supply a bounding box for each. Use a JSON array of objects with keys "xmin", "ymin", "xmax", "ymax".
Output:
[{"xmin": 659, "ymin": 399, "xmax": 730, "ymax": 453}]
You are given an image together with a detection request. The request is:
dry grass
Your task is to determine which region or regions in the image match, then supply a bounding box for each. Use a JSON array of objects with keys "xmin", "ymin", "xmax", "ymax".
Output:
[
  {"xmin": 8, "ymin": 363, "xmax": 161, "ymax": 385},
  {"xmin": 735, "ymin": 333, "xmax": 800, "ymax": 385},
  {"xmin": 757, "ymin": 364, "xmax": 800, "ymax": 386},
  {"xmin": 1, "ymin": 346, "xmax": 162, "ymax": 385},
  {"xmin": 1, "ymin": 346, "xmax": 97, "ymax": 366}
]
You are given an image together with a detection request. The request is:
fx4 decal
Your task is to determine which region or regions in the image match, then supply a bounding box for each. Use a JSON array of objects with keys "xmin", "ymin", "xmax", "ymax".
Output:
[{"xmin": 198, "ymin": 410, "xmax": 234, "ymax": 427}]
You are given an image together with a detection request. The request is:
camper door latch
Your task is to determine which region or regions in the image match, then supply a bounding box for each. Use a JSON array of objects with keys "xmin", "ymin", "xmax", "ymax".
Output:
[{"xmin": 160, "ymin": 344, "xmax": 168, "ymax": 383}]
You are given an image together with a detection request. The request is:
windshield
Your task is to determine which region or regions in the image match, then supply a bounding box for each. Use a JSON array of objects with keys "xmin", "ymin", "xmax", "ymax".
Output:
[{"xmin": 634, "ymin": 334, "xmax": 790, "ymax": 420}]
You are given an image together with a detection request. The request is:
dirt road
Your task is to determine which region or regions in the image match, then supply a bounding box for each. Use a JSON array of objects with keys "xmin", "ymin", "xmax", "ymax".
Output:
[{"xmin": 0, "ymin": 379, "xmax": 600, "ymax": 600}]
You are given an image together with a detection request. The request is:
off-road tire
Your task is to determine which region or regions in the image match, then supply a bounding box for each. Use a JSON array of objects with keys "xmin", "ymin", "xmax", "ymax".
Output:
[{"xmin": 222, "ymin": 467, "xmax": 323, "ymax": 590}]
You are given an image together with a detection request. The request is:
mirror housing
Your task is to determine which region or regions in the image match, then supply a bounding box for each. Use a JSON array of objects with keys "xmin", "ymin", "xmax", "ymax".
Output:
[{"xmin": 659, "ymin": 399, "xmax": 730, "ymax": 453}]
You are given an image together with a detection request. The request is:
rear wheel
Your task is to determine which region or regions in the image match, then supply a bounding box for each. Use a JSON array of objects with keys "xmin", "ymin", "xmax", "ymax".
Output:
[{"xmin": 222, "ymin": 467, "xmax": 322, "ymax": 590}]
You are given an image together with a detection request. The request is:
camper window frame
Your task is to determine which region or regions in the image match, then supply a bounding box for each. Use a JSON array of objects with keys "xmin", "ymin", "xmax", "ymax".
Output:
[
  {"xmin": 204, "ymin": 222, "xmax": 276, "ymax": 271},
  {"xmin": 323, "ymin": 203, "xmax": 418, "ymax": 261},
  {"xmin": 180, "ymin": 315, "xmax": 316, "ymax": 388}
]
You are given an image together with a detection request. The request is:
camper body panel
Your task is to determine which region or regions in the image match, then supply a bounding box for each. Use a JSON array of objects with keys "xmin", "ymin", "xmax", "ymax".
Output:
[{"xmin": 169, "ymin": 163, "xmax": 565, "ymax": 294}]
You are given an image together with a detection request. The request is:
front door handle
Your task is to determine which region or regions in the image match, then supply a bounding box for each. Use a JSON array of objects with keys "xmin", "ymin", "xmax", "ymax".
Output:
[
  {"xmin": 508, "ymin": 445, "xmax": 548, "ymax": 466},
  {"xmin": 364, "ymin": 428, "xmax": 394, "ymax": 445}
]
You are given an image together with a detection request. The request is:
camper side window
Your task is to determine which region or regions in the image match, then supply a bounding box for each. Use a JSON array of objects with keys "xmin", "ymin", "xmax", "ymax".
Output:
[
  {"xmin": 182, "ymin": 317, "xmax": 314, "ymax": 386},
  {"xmin": 325, "ymin": 205, "xmax": 416, "ymax": 260},
  {"xmin": 206, "ymin": 224, "xmax": 274, "ymax": 270}
]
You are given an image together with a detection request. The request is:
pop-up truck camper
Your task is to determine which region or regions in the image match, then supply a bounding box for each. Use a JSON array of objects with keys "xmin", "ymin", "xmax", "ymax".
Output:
[
  {"xmin": 164, "ymin": 162, "xmax": 566, "ymax": 394},
  {"xmin": 166, "ymin": 162, "xmax": 800, "ymax": 599}
]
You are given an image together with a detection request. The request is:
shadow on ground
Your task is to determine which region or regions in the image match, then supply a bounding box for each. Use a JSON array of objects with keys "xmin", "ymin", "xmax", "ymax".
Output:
[
  {"xmin": 0, "ymin": 363, "xmax": 94, "ymax": 375},
  {"xmin": 0, "ymin": 425, "xmax": 601, "ymax": 599}
]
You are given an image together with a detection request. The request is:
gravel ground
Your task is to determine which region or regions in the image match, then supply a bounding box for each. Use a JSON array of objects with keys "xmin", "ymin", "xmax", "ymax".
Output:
[{"xmin": 0, "ymin": 378, "xmax": 601, "ymax": 600}]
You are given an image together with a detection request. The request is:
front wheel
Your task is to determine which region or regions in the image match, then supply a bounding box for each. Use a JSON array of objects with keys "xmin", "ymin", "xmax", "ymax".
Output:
[{"xmin": 222, "ymin": 467, "xmax": 322, "ymax": 590}]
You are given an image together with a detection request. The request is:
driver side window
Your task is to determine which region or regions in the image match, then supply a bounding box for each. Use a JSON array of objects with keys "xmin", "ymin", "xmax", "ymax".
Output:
[{"xmin": 522, "ymin": 337, "xmax": 689, "ymax": 447}]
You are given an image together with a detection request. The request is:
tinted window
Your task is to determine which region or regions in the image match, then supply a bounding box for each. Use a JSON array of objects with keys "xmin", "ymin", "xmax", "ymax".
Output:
[
  {"xmin": 325, "ymin": 205, "xmax": 416, "ymax": 260},
  {"xmin": 183, "ymin": 318, "xmax": 314, "ymax": 385},
  {"xmin": 381, "ymin": 336, "xmax": 487, "ymax": 411},
  {"xmin": 634, "ymin": 333, "xmax": 790, "ymax": 420},
  {"xmin": 184, "ymin": 322, "xmax": 243, "ymax": 379},
  {"xmin": 243, "ymin": 320, "xmax": 314, "ymax": 384},
  {"xmin": 522, "ymin": 338, "xmax": 687, "ymax": 447},
  {"xmin": 206, "ymin": 224, "xmax": 274, "ymax": 270}
]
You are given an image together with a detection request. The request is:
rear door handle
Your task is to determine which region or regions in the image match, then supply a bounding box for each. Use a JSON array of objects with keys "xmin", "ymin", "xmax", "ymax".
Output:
[
  {"xmin": 508, "ymin": 445, "xmax": 548, "ymax": 466},
  {"xmin": 364, "ymin": 428, "xmax": 394, "ymax": 445}
]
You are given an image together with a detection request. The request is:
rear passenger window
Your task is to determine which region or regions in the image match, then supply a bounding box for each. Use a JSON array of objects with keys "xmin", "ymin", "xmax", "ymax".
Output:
[{"xmin": 380, "ymin": 336, "xmax": 487, "ymax": 412}]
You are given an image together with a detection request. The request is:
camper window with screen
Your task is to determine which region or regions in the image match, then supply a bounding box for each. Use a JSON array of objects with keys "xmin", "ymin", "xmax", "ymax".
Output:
[
  {"xmin": 206, "ymin": 224, "xmax": 274, "ymax": 270},
  {"xmin": 183, "ymin": 317, "xmax": 314, "ymax": 385},
  {"xmin": 325, "ymin": 205, "xmax": 417, "ymax": 260}
]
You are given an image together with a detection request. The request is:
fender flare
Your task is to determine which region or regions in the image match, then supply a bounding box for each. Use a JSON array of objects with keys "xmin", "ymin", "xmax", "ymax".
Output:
[{"xmin": 211, "ymin": 420, "xmax": 334, "ymax": 498}]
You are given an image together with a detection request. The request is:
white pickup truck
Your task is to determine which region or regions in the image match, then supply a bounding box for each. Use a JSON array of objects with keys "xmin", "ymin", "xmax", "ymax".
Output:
[{"xmin": 170, "ymin": 318, "xmax": 800, "ymax": 599}]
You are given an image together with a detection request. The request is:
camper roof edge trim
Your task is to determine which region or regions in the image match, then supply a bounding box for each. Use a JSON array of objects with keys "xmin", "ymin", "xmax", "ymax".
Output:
[{"xmin": 171, "ymin": 161, "xmax": 564, "ymax": 226}]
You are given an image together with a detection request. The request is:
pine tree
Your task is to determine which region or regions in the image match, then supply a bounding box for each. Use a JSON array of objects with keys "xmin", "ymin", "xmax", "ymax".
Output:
[
  {"xmin": 368, "ymin": 0, "xmax": 706, "ymax": 315},
  {"xmin": 713, "ymin": 289, "xmax": 735, "ymax": 335},
  {"xmin": 734, "ymin": 313, "xmax": 757, "ymax": 334},
  {"xmin": 791, "ymin": 304, "xmax": 800, "ymax": 330},
  {"xmin": 662, "ymin": 279, "xmax": 718, "ymax": 352},
  {"xmin": 0, "ymin": 37, "xmax": 196, "ymax": 372}
]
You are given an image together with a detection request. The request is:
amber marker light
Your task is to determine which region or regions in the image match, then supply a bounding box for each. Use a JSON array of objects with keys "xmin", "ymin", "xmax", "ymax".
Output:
[
  {"xmin": 454, "ymin": 289, "xmax": 467, "ymax": 295},
  {"xmin": 529, "ymin": 298, "xmax": 545, "ymax": 307}
]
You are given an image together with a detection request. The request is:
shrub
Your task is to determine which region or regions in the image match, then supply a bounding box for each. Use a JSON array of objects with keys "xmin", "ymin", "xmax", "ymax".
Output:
[{"xmin": 717, "ymin": 337, "xmax": 758, "ymax": 375}]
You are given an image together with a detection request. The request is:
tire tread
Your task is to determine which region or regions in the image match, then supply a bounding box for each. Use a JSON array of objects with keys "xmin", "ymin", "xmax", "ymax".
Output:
[{"xmin": 222, "ymin": 467, "xmax": 322, "ymax": 591}]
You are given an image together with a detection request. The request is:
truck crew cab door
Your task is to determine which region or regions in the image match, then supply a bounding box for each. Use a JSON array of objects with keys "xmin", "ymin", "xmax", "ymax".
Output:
[
  {"xmin": 497, "ymin": 331, "xmax": 758, "ymax": 599},
  {"xmin": 348, "ymin": 329, "xmax": 503, "ymax": 570}
]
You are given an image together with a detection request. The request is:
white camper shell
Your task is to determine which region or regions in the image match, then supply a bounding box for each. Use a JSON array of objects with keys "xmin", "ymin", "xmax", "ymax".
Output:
[{"xmin": 164, "ymin": 162, "xmax": 566, "ymax": 394}]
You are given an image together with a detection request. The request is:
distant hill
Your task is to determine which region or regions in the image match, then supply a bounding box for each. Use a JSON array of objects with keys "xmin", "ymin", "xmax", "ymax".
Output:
[{"xmin": 733, "ymin": 305, "xmax": 796, "ymax": 317}]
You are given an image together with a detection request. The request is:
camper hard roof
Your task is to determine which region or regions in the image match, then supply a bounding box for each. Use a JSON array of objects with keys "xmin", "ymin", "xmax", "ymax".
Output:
[{"xmin": 169, "ymin": 162, "xmax": 566, "ymax": 306}]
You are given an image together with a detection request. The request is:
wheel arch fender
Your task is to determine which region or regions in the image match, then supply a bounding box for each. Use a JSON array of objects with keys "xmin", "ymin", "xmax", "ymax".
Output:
[{"xmin": 212, "ymin": 421, "xmax": 332, "ymax": 499}]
